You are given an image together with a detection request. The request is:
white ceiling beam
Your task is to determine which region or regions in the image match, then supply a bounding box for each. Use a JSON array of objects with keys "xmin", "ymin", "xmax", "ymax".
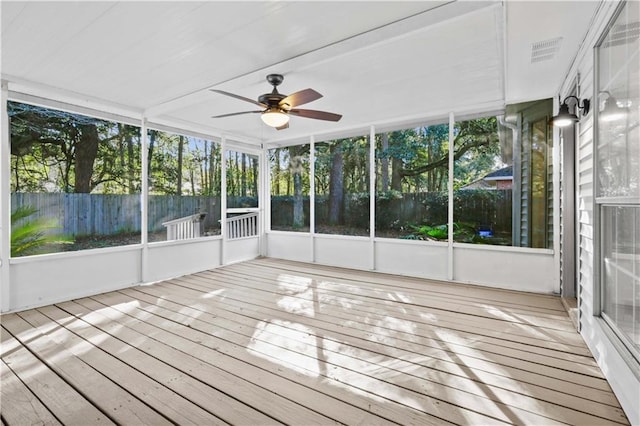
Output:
[
  {"xmin": 5, "ymin": 76, "xmax": 143, "ymax": 123},
  {"xmin": 144, "ymin": 1, "xmax": 499, "ymax": 119}
]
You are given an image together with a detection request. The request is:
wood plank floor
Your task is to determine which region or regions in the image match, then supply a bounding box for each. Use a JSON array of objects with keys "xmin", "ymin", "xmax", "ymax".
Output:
[{"xmin": 0, "ymin": 257, "xmax": 630, "ymax": 425}]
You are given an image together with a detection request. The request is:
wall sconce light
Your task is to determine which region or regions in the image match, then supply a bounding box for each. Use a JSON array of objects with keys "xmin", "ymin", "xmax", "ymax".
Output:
[
  {"xmin": 599, "ymin": 91, "xmax": 627, "ymax": 122},
  {"xmin": 552, "ymin": 95, "xmax": 590, "ymax": 127}
]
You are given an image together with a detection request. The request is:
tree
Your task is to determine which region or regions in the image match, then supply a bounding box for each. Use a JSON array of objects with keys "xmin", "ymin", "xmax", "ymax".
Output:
[
  {"xmin": 328, "ymin": 141, "xmax": 344, "ymax": 225},
  {"xmin": 9, "ymin": 102, "xmax": 139, "ymax": 194},
  {"xmin": 380, "ymin": 133, "xmax": 390, "ymax": 191},
  {"xmin": 74, "ymin": 123, "xmax": 100, "ymax": 193},
  {"xmin": 289, "ymin": 145, "xmax": 305, "ymax": 228},
  {"xmin": 376, "ymin": 119, "xmax": 500, "ymax": 193},
  {"xmin": 176, "ymin": 135, "xmax": 184, "ymax": 195}
]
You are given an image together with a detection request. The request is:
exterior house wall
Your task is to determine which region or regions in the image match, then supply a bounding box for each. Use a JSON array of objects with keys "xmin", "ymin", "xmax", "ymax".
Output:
[{"xmin": 559, "ymin": 1, "xmax": 639, "ymax": 423}]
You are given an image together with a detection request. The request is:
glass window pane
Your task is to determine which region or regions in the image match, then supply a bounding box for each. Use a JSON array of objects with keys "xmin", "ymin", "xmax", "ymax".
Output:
[
  {"xmin": 453, "ymin": 115, "xmax": 513, "ymax": 245},
  {"xmin": 530, "ymin": 117, "xmax": 551, "ymax": 248},
  {"xmin": 269, "ymin": 145, "xmax": 310, "ymax": 232},
  {"xmin": 597, "ymin": 1, "xmax": 640, "ymax": 361},
  {"xmin": 602, "ymin": 206, "xmax": 640, "ymax": 353},
  {"xmin": 315, "ymin": 136, "xmax": 370, "ymax": 236},
  {"xmin": 226, "ymin": 150, "xmax": 259, "ymax": 208},
  {"xmin": 597, "ymin": 2, "xmax": 640, "ymax": 199},
  {"xmin": 374, "ymin": 124, "xmax": 449, "ymax": 240},
  {"xmin": 148, "ymin": 130, "xmax": 221, "ymax": 242},
  {"xmin": 9, "ymin": 101, "xmax": 141, "ymax": 256}
]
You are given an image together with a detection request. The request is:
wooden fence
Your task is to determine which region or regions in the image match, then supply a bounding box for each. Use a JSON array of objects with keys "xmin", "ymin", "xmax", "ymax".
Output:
[
  {"xmin": 11, "ymin": 193, "xmax": 223, "ymax": 236},
  {"xmin": 272, "ymin": 190, "xmax": 513, "ymax": 233},
  {"xmin": 13, "ymin": 190, "xmax": 512, "ymax": 237}
]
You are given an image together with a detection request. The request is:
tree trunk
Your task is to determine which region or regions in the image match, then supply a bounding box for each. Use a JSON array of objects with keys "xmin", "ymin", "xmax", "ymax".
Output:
[
  {"xmin": 328, "ymin": 142, "xmax": 344, "ymax": 225},
  {"xmin": 147, "ymin": 131, "xmax": 155, "ymax": 182},
  {"xmin": 391, "ymin": 156, "xmax": 403, "ymax": 191},
  {"xmin": 290, "ymin": 146, "xmax": 304, "ymax": 228},
  {"xmin": 251, "ymin": 157, "xmax": 258, "ymax": 197},
  {"xmin": 241, "ymin": 153, "xmax": 247, "ymax": 197},
  {"xmin": 202, "ymin": 141, "xmax": 209, "ymax": 195},
  {"xmin": 208, "ymin": 142, "xmax": 215, "ymax": 195},
  {"xmin": 74, "ymin": 124, "xmax": 99, "ymax": 193},
  {"xmin": 177, "ymin": 135, "xmax": 184, "ymax": 195},
  {"xmin": 381, "ymin": 133, "xmax": 389, "ymax": 191},
  {"xmin": 273, "ymin": 148, "xmax": 281, "ymax": 195},
  {"xmin": 126, "ymin": 129, "xmax": 135, "ymax": 194}
]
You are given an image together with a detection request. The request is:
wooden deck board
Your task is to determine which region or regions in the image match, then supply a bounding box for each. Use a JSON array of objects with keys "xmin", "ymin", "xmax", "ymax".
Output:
[{"xmin": 1, "ymin": 258, "xmax": 630, "ymax": 425}]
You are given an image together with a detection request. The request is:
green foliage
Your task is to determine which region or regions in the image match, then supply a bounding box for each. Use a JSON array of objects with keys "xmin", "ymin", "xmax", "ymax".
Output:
[
  {"xmin": 407, "ymin": 224, "xmax": 448, "ymax": 240},
  {"xmin": 9, "ymin": 102, "xmax": 221, "ymax": 197},
  {"xmin": 9, "ymin": 101, "xmax": 141, "ymax": 194},
  {"xmin": 376, "ymin": 190, "xmax": 403, "ymax": 201},
  {"xmin": 149, "ymin": 130, "xmax": 221, "ymax": 196},
  {"xmin": 269, "ymin": 146, "xmax": 311, "ymax": 197},
  {"xmin": 11, "ymin": 205, "xmax": 72, "ymax": 257},
  {"xmin": 453, "ymin": 117, "xmax": 504, "ymax": 189},
  {"xmin": 377, "ymin": 124, "xmax": 450, "ymax": 193},
  {"xmin": 405, "ymin": 221, "xmax": 487, "ymax": 242},
  {"xmin": 313, "ymin": 136, "xmax": 369, "ymax": 196}
]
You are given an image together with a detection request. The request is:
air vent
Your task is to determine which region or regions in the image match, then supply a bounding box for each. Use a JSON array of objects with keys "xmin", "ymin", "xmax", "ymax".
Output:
[
  {"xmin": 602, "ymin": 21, "xmax": 640, "ymax": 48},
  {"xmin": 531, "ymin": 37, "xmax": 563, "ymax": 63}
]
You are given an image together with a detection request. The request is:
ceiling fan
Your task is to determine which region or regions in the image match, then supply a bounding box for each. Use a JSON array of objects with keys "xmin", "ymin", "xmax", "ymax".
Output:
[{"xmin": 210, "ymin": 74, "xmax": 342, "ymax": 130}]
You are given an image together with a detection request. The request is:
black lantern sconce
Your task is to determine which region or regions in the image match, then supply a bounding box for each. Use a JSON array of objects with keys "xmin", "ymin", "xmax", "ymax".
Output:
[{"xmin": 552, "ymin": 95, "xmax": 590, "ymax": 127}]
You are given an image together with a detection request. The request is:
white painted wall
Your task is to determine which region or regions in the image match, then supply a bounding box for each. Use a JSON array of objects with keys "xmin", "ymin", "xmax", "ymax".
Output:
[
  {"xmin": 5, "ymin": 238, "xmax": 226, "ymax": 312},
  {"xmin": 559, "ymin": 1, "xmax": 639, "ymax": 424},
  {"xmin": 267, "ymin": 232, "xmax": 313, "ymax": 262},
  {"xmin": 314, "ymin": 235, "xmax": 371, "ymax": 271},
  {"xmin": 267, "ymin": 232, "xmax": 557, "ymax": 293},
  {"xmin": 374, "ymin": 239, "xmax": 448, "ymax": 281},
  {"xmin": 146, "ymin": 238, "xmax": 222, "ymax": 282},
  {"xmin": 9, "ymin": 247, "xmax": 141, "ymax": 311},
  {"xmin": 225, "ymin": 236, "xmax": 260, "ymax": 265},
  {"xmin": 453, "ymin": 245, "xmax": 556, "ymax": 293}
]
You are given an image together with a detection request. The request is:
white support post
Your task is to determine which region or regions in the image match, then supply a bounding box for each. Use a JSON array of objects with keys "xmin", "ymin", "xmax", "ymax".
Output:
[
  {"xmin": 260, "ymin": 144, "xmax": 268, "ymax": 256},
  {"xmin": 448, "ymin": 112, "xmax": 455, "ymax": 281},
  {"xmin": 140, "ymin": 118, "xmax": 149, "ymax": 282},
  {"xmin": 220, "ymin": 136, "xmax": 227, "ymax": 265},
  {"xmin": 552, "ymin": 101, "xmax": 562, "ymax": 295},
  {"xmin": 0, "ymin": 81, "xmax": 10, "ymax": 312},
  {"xmin": 309, "ymin": 135, "xmax": 315, "ymax": 263},
  {"xmin": 369, "ymin": 125, "xmax": 376, "ymax": 271}
]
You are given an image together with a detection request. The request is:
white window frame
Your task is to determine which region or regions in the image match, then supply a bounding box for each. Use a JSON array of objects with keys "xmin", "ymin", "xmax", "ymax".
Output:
[{"xmin": 593, "ymin": 0, "xmax": 640, "ymax": 366}]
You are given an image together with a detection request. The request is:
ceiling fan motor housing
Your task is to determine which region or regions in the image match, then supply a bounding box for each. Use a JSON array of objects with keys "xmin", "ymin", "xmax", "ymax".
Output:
[
  {"xmin": 258, "ymin": 92, "xmax": 286, "ymax": 108},
  {"xmin": 259, "ymin": 74, "xmax": 288, "ymax": 109},
  {"xmin": 266, "ymin": 73, "xmax": 284, "ymax": 87}
]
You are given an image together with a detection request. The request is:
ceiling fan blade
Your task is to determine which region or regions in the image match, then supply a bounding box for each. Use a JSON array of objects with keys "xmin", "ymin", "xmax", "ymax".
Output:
[
  {"xmin": 279, "ymin": 89, "xmax": 322, "ymax": 108},
  {"xmin": 210, "ymin": 89, "xmax": 266, "ymax": 108},
  {"xmin": 211, "ymin": 110, "xmax": 261, "ymax": 118},
  {"xmin": 276, "ymin": 122, "xmax": 289, "ymax": 131},
  {"xmin": 289, "ymin": 108, "xmax": 342, "ymax": 122}
]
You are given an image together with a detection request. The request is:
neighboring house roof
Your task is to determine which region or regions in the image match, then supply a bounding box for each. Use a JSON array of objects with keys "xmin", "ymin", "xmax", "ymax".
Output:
[
  {"xmin": 460, "ymin": 166, "xmax": 513, "ymax": 190},
  {"xmin": 460, "ymin": 179, "xmax": 493, "ymax": 190},
  {"xmin": 482, "ymin": 166, "xmax": 513, "ymax": 181}
]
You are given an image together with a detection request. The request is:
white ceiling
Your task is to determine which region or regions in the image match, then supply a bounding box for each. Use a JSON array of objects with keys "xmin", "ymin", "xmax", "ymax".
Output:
[{"xmin": 1, "ymin": 1, "xmax": 600, "ymax": 147}]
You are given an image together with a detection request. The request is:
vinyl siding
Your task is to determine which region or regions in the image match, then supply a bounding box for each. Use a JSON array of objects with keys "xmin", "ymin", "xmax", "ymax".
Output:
[{"xmin": 561, "ymin": 1, "xmax": 639, "ymax": 424}]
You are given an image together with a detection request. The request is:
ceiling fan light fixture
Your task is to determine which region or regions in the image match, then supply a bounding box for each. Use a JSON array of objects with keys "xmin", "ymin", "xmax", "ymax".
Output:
[{"xmin": 261, "ymin": 108, "xmax": 290, "ymax": 128}]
